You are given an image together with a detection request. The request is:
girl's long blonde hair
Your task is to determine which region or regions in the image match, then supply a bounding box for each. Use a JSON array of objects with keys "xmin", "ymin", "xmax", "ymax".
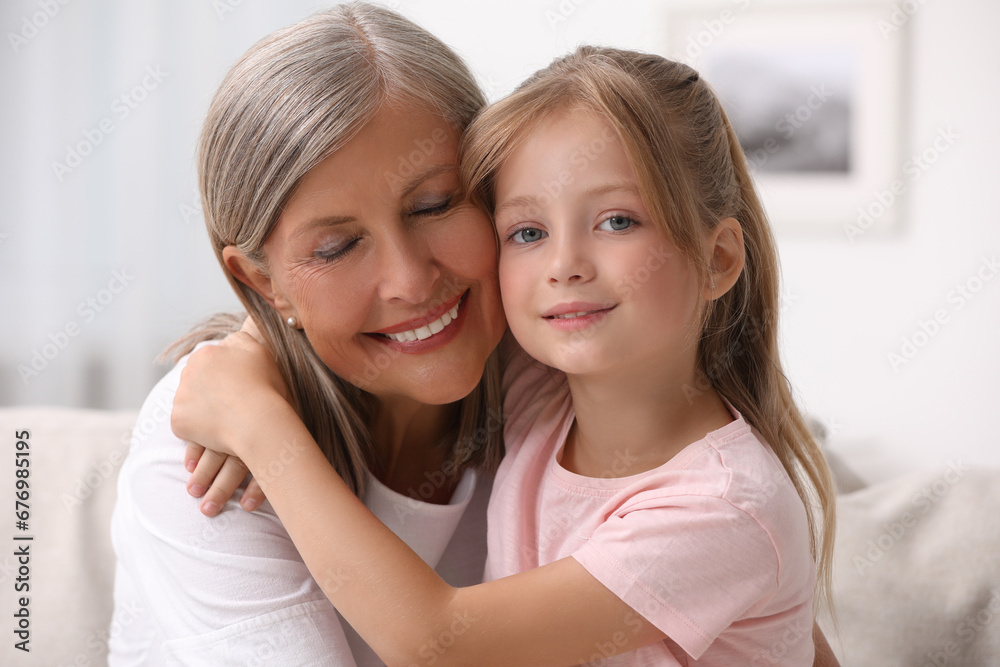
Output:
[
  {"xmin": 463, "ymin": 46, "xmax": 836, "ymax": 610},
  {"xmin": 166, "ymin": 2, "xmax": 503, "ymax": 495}
]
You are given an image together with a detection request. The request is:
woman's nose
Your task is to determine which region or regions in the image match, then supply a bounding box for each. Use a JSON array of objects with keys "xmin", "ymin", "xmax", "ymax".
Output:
[{"xmin": 377, "ymin": 227, "xmax": 441, "ymax": 304}]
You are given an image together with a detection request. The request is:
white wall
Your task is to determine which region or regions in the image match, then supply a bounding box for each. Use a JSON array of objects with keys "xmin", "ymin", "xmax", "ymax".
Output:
[{"xmin": 2, "ymin": 0, "xmax": 997, "ymax": 477}]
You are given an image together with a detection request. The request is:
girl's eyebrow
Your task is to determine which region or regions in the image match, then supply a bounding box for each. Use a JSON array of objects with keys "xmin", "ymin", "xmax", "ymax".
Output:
[
  {"xmin": 583, "ymin": 182, "xmax": 641, "ymax": 198},
  {"xmin": 494, "ymin": 195, "xmax": 536, "ymax": 218},
  {"xmin": 495, "ymin": 182, "xmax": 641, "ymax": 217}
]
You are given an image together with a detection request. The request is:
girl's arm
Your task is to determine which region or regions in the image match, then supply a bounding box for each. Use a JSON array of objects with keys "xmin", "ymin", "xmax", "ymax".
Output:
[
  {"xmin": 172, "ymin": 333, "xmax": 665, "ymax": 667},
  {"xmin": 814, "ymin": 624, "xmax": 841, "ymax": 666}
]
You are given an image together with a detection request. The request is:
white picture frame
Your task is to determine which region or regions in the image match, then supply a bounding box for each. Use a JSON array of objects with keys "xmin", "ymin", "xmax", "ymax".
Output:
[{"xmin": 662, "ymin": 2, "xmax": 907, "ymax": 238}]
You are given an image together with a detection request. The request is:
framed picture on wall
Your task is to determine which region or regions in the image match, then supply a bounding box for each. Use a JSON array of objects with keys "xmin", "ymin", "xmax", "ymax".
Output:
[{"xmin": 662, "ymin": 2, "xmax": 908, "ymax": 239}]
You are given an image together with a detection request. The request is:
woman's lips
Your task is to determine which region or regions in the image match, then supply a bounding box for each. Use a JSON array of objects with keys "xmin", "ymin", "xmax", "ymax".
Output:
[
  {"xmin": 370, "ymin": 292, "xmax": 465, "ymax": 335},
  {"xmin": 366, "ymin": 292, "xmax": 468, "ymax": 354}
]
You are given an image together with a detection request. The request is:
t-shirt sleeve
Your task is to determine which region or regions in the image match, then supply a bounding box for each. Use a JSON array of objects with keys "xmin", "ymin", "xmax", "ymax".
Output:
[
  {"xmin": 109, "ymin": 344, "xmax": 357, "ymax": 666},
  {"xmin": 571, "ymin": 494, "xmax": 780, "ymax": 660}
]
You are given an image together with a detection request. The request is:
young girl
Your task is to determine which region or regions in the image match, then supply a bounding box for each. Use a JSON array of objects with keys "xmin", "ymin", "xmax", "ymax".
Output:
[{"xmin": 174, "ymin": 46, "xmax": 836, "ymax": 665}]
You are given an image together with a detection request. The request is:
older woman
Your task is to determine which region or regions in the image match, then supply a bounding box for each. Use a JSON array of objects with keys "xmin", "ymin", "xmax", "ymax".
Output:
[
  {"xmin": 111, "ymin": 3, "xmax": 839, "ymax": 665},
  {"xmin": 109, "ymin": 4, "xmax": 504, "ymax": 665}
]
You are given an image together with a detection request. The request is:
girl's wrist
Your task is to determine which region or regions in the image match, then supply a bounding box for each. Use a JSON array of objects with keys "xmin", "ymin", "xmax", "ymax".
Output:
[{"xmin": 236, "ymin": 396, "xmax": 306, "ymax": 473}]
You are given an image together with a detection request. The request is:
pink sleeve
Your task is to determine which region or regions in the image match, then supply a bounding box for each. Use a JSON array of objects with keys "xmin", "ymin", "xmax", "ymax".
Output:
[{"xmin": 571, "ymin": 495, "xmax": 782, "ymax": 660}]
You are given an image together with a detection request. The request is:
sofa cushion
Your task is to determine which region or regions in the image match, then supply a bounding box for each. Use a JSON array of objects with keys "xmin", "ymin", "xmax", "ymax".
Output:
[{"xmin": 0, "ymin": 407, "xmax": 136, "ymax": 666}]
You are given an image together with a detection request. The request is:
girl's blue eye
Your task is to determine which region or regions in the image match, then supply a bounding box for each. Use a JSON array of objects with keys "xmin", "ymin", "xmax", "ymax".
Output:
[
  {"xmin": 316, "ymin": 237, "xmax": 360, "ymax": 263},
  {"xmin": 510, "ymin": 227, "xmax": 547, "ymax": 244},
  {"xmin": 598, "ymin": 215, "xmax": 636, "ymax": 232}
]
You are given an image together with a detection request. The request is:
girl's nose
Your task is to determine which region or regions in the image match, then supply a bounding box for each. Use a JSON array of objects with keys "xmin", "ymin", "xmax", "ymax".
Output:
[{"xmin": 546, "ymin": 233, "xmax": 595, "ymax": 285}]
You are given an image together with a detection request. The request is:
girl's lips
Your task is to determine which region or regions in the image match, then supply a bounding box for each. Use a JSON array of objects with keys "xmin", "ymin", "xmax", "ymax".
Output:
[
  {"xmin": 542, "ymin": 302, "xmax": 616, "ymax": 333},
  {"xmin": 541, "ymin": 301, "xmax": 616, "ymax": 319},
  {"xmin": 366, "ymin": 291, "xmax": 469, "ymax": 354}
]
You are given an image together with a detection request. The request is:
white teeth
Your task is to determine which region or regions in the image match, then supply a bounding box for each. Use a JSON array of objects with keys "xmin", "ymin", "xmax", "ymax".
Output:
[
  {"xmin": 383, "ymin": 300, "xmax": 462, "ymax": 342},
  {"xmin": 552, "ymin": 311, "xmax": 590, "ymax": 319}
]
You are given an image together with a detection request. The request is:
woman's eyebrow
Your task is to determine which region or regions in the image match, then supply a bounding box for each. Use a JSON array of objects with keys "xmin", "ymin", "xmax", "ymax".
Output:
[
  {"xmin": 395, "ymin": 163, "xmax": 458, "ymax": 197},
  {"xmin": 291, "ymin": 214, "xmax": 357, "ymax": 241}
]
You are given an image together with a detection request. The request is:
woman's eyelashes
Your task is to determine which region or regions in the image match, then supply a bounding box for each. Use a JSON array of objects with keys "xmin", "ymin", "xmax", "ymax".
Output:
[
  {"xmin": 312, "ymin": 195, "xmax": 457, "ymax": 263},
  {"xmin": 409, "ymin": 195, "xmax": 453, "ymax": 218},
  {"xmin": 315, "ymin": 237, "xmax": 362, "ymax": 263}
]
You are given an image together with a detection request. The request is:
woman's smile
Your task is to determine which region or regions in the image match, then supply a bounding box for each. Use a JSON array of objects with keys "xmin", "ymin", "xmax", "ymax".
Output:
[{"xmin": 261, "ymin": 105, "xmax": 505, "ymax": 402}]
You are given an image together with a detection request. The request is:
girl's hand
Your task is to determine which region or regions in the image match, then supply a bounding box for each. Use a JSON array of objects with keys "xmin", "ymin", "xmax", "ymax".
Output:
[
  {"xmin": 184, "ymin": 441, "xmax": 267, "ymax": 516},
  {"xmin": 172, "ymin": 317, "xmax": 291, "ymax": 514}
]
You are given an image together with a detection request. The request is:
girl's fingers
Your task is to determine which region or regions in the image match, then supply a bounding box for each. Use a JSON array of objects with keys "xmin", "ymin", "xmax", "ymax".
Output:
[
  {"xmin": 240, "ymin": 477, "xmax": 267, "ymax": 512},
  {"xmin": 186, "ymin": 447, "xmax": 228, "ymax": 498},
  {"xmin": 184, "ymin": 441, "xmax": 206, "ymax": 473},
  {"xmin": 198, "ymin": 457, "xmax": 251, "ymax": 517}
]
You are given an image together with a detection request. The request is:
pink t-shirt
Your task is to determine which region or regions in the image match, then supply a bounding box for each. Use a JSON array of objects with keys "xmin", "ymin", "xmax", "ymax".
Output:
[{"xmin": 485, "ymin": 353, "xmax": 815, "ymax": 666}]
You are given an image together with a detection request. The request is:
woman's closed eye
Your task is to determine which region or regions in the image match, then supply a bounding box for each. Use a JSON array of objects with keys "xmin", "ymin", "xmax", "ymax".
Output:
[
  {"xmin": 315, "ymin": 237, "xmax": 362, "ymax": 263},
  {"xmin": 409, "ymin": 196, "xmax": 453, "ymax": 218}
]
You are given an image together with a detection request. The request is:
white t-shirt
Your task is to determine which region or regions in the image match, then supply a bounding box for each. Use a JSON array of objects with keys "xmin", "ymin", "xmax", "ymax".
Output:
[{"xmin": 108, "ymin": 343, "xmax": 490, "ymax": 666}]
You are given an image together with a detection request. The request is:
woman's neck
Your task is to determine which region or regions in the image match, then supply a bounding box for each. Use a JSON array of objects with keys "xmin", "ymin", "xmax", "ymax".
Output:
[
  {"xmin": 369, "ymin": 396, "xmax": 460, "ymax": 504},
  {"xmin": 561, "ymin": 360, "xmax": 733, "ymax": 479}
]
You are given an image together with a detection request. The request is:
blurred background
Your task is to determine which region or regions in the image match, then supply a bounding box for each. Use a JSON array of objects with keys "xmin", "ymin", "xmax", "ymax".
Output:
[{"xmin": 2, "ymin": 0, "xmax": 997, "ymax": 479}]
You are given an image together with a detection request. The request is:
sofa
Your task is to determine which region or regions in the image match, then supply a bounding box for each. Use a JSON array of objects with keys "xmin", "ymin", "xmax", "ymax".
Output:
[{"xmin": 1, "ymin": 406, "xmax": 998, "ymax": 666}]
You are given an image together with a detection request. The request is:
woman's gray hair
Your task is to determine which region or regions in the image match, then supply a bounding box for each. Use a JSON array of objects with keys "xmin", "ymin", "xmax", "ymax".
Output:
[{"xmin": 166, "ymin": 2, "xmax": 502, "ymax": 495}]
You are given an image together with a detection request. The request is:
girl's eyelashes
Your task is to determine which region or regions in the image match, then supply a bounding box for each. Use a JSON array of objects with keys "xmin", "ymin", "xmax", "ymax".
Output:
[
  {"xmin": 315, "ymin": 237, "xmax": 361, "ymax": 263},
  {"xmin": 597, "ymin": 214, "xmax": 638, "ymax": 232},
  {"xmin": 506, "ymin": 225, "xmax": 547, "ymax": 245}
]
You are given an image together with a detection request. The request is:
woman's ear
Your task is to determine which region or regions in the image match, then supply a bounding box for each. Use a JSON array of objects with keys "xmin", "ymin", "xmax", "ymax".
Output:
[
  {"xmin": 702, "ymin": 217, "xmax": 745, "ymax": 301},
  {"xmin": 222, "ymin": 246, "xmax": 296, "ymax": 316}
]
